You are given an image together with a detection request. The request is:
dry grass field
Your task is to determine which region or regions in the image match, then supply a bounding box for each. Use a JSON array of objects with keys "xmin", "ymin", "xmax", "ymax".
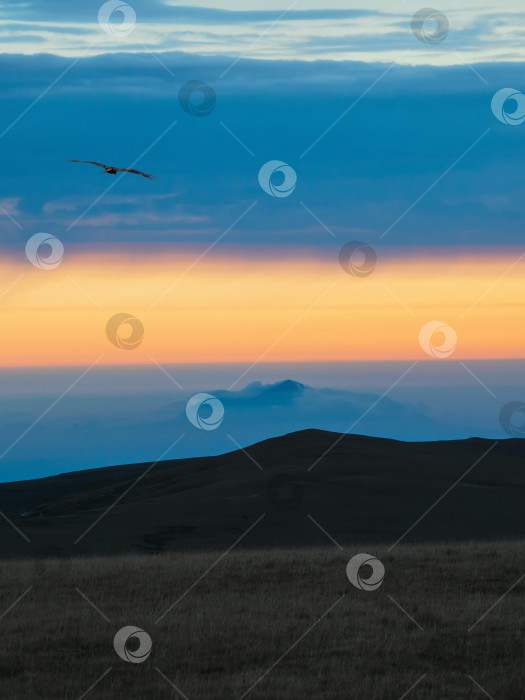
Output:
[{"xmin": 1, "ymin": 541, "xmax": 524, "ymax": 699}]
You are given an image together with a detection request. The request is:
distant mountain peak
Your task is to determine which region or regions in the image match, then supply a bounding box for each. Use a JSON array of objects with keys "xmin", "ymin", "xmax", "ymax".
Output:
[
  {"xmin": 235, "ymin": 379, "xmax": 306, "ymax": 406},
  {"xmin": 260, "ymin": 379, "xmax": 306, "ymax": 395},
  {"xmin": 243, "ymin": 379, "xmax": 305, "ymax": 393}
]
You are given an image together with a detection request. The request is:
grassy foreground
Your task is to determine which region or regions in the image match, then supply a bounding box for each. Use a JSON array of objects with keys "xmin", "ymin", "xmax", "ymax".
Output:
[{"xmin": 0, "ymin": 541, "xmax": 524, "ymax": 699}]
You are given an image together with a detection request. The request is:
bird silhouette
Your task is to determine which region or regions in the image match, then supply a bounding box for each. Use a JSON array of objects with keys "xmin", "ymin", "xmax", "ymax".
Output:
[{"xmin": 67, "ymin": 160, "xmax": 157, "ymax": 180}]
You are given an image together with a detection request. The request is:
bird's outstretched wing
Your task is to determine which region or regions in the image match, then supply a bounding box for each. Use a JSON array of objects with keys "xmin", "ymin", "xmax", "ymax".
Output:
[
  {"xmin": 67, "ymin": 160, "xmax": 108, "ymax": 168},
  {"xmin": 116, "ymin": 167, "xmax": 158, "ymax": 180}
]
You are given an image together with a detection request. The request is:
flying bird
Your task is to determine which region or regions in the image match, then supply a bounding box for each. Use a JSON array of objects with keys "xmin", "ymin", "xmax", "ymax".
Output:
[{"xmin": 67, "ymin": 160, "xmax": 158, "ymax": 180}]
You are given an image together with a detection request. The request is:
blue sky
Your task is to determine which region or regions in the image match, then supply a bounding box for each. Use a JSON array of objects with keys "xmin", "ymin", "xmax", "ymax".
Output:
[
  {"xmin": 1, "ymin": 1, "xmax": 524, "ymax": 252},
  {"xmin": 0, "ymin": 50, "xmax": 524, "ymax": 253}
]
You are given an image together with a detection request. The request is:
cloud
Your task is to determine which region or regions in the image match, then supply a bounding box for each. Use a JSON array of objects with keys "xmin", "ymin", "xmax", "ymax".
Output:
[
  {"xmin": 42, "ymin": 200, "xmax": 77, "ymax": 214},
  {"xmin": 0, "ymin": 2, "xmax": 386, "ymax": 24},
  {"xmin": 0, "ymin": 33, "xmax": 46, "ymax": 43},
  {"xmin": 75, "ymin": 212, "xmax": 209, "ymax": 227},
  {"xmin": 0, "ymin": 51, "xmax": 523, "ymax": 250},
  {"xmin": 0, "ymin": 197, "xmax": 22, "ymax": 216},
  {"xmin": 0, "ymin": 377, "xmax": 498, "ymax": 481},
  {"xmin": 1, "ymin": 2, "xmax": 525, "ymax": 65}
]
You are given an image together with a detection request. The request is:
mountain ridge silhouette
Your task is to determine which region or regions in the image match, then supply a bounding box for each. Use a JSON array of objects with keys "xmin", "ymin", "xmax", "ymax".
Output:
[{"xmin": 0, "ymin": 428, "xmax": 523, "ymax": 558}]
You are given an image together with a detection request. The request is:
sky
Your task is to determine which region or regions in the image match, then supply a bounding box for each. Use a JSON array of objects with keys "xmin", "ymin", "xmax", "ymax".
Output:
[
  {"xmin": 1, "ymin": 250, "xmax": 525, "ymax": 367},
  {"xmin": 0, "ymin": 0, "xmax": 524, "ymax": 479},
  {"xmin": 1, "ymin": 1, "xmax": 525, "ymax": 64}
]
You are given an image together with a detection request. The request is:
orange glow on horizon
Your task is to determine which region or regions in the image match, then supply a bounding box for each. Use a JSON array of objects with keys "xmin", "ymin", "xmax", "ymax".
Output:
[{"xmin": 1, "ymin": 250, "xmax": 524, "ymax": 367}]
